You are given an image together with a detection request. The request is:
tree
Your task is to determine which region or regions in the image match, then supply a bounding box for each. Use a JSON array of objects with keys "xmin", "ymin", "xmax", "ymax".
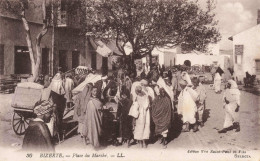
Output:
[
  {"xmin": 0, "ymin": 0, "xmax": 52, "ymax": 81},
  {"xmin": 83, "ymin": 0, "xmax": 221, "ymax": 61}
]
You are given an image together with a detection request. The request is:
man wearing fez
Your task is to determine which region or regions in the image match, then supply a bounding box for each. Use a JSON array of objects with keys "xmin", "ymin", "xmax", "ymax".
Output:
[
  {"xmin": 22, "ymin": 100, "xmax": 54, "ymax": 152},
  {"xmin": 95, "ymin": 74, "xmax": 117, "ymax": 103}
]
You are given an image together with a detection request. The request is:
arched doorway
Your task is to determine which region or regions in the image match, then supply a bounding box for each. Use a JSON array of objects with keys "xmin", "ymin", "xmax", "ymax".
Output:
[{"xmin": 184, "ymin": 60, "xmax": 191, "ymax": 67}]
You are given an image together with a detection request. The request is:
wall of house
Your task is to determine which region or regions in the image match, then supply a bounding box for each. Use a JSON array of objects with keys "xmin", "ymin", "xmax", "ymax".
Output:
[
  {"xmin": 0, "ymin": 17, "xmax": 53, "ymax": 75},
  {"xmin": 0, "ymin": 16, "xmax": 87, "ymax": 75},
  {"xmin": 232, "ymin": 25, "xmax": 260, "ymax": 81},
  {"xmin": 54, "ymin": 28, "xmax": 85, "ymax": 73}
]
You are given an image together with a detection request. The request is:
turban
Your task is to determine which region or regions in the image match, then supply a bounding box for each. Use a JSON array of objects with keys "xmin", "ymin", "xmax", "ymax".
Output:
[
  {"xmin": 34, "ymin": 100, "xmax": 53, "ymax": 116},
  {"xmin": 101, "ymin": 75, "xmax": 108, "ymax": 80},
  {"xmin": 140, "ymin": 79, "xmax": 148, "ymax": 86},
  {"xmin": 228, "ymin": 79, "xmax": 238, "ymax": 89}
]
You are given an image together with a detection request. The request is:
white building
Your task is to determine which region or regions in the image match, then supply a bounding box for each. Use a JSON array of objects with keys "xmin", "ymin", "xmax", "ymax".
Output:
[
  {"xmin": 142, "ymin": 43, "xmax": 230, "ymax": 70},
  {"xmin": 229, "ymin": 11, "xmax": 260, "ymax": 82}
]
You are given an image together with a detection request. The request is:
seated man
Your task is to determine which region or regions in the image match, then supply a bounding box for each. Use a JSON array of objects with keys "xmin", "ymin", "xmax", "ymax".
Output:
[{"xmin": 22, "ymin": 100, "xmax": 54, "ymax": 152}]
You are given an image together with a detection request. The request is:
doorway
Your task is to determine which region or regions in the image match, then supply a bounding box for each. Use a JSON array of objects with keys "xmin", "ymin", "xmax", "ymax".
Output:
[
  {"xmin": 72, "ymin": 51, "xmax": 80, "ymax": 69},
  {"xmin": 59, "ymin": 50, "xmax": 68, "ymax": 72},
  {"xmin": 42, "ymin": 48, "xmax": 49, "ymax": 75},
  {"xmin": 91, "ymin": 51, "xmax": 96, "ymax": 70},
  {"xmin": 15, "ymin": 46, "xmax": 31, "ymax": 74},
  {"xmin": 102, "ymin": 57, "xmax": 108, "ymax": 75}
]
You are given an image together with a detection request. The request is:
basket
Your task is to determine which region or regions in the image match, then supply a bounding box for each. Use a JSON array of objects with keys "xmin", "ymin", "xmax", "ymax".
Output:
[{"xmin": 11, "ymin": 83, "xmax": 44, "ymax": 110}]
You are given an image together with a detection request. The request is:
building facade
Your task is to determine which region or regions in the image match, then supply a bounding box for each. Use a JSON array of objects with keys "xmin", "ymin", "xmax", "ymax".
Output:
[
  {"xmin": 229, "ymin": 10, "xmax": 260, "ymax": 82},
  {"xmin": 0, "ymin": 0, "xmax": 111, "ymax": 76}
]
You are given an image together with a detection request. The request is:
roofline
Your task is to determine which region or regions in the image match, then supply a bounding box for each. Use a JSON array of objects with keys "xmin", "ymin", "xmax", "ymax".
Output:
[{"xmin": 228, "ymin": 24, "xmax": 260, "ymax": 41}]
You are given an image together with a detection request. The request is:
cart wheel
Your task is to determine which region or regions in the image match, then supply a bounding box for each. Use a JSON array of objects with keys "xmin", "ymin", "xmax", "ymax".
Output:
[{"xmin": 12, "ymin": 112, "xmax": 30, "ymax": 135}]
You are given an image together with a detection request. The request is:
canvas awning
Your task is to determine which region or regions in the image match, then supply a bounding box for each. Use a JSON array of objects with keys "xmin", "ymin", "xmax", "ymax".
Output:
[{"xmin": 89, "ymin": 38, "xmax": 112, "ymax": 57}]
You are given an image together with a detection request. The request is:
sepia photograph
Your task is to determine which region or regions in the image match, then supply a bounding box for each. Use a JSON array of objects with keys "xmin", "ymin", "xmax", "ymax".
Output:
[{"xmin": 0, "ymin": 0, "xmax": 259, "ymax": 160}]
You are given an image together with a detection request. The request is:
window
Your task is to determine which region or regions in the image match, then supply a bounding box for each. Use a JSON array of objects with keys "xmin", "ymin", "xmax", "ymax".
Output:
[{"xmin": 235, "ymin": 45, "xmax": 243, "ymax": 64}]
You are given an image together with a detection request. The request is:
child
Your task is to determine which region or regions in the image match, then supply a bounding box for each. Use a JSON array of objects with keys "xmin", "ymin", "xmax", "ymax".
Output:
[
  {"xmin": 218, "ymin": 79, "xmax": 240, "ymax": 133},
  {"xmin": 192, "ymin": 77, "xmax": 207, "ymax": 129}
]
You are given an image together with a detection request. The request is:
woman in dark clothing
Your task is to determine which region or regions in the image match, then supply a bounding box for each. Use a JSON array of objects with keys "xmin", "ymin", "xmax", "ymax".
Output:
[
  {"xmin": 117, "ymin": 86, "xmax": 133, "ymax": 147},
  {"xmin": 22, "ymin": 100, "xmax": 54, "ymax": 152}
]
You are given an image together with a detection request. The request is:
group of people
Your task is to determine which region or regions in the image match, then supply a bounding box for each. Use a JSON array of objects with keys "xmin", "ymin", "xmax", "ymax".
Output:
[
  {"xmin": 21, "ymin": 62, "xmax": 241, "ymax": 152},
  {"xmin": 71, "ymin": 62, "xmax": 211, "ymax": 149}
]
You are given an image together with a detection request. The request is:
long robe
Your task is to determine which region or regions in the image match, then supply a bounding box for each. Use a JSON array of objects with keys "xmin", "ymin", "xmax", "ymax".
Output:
[
  {"xmin": 214, "ymin": 73, "xmax": 222, "ymax": 92},
  {"xmin": 223, "ymin": 81, "xmax": 240, "ymax": 128},
  {"xmin": 22, "ymin": 119, "xmax": 54, "ymax": 152},
  {"xmin": 64, "ymin": 78, "xmax": 74, "ymax": 103},
  {"xmin": 177, "ymin": 87, "xmax": 198, "ymax": 124},
  {"xmin": 85, "ymin": 97, "xmax": 103, "ymax": 148},
  {"xmin": 151, "ymin": 95, "xmax": 172, "ymax": 135},
  {"xmin": 133, "ymin": 94, "xmax": 150, "ymax": 140},
  {"xmin": 73, "ymin": 84, "xmax": 93, "ymax": 134},
  {"xmin": 194, "ymin": 84, "xmax": 207, "ymax": 122},
  {"xmin": 117, "ymin": 98, "xmax": 133, "ymax": 139}
]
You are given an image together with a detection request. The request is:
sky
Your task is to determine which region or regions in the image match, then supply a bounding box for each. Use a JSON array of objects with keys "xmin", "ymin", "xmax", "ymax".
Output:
[{"xmin": 212, "ymin": 0, "xmax": 260, "ymax": 50}]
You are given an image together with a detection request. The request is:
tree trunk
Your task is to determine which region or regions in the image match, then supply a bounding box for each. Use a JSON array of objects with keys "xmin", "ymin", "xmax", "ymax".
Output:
[
  {"xmin": 20, "ymin": 0, "xmax": 48, "ymax": 82},
  {"xmin": 21, "ymin": 16, "xmax": 36, "ymax": 77},
  {"xmin": 34, "ymin": 0, "xmax": 48, "ymax": 81}
]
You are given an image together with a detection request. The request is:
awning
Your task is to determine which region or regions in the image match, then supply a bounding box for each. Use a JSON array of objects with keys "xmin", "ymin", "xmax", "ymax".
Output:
[
  {"xmin": 89, "ymin": 38, "xmax": 112, "ymax": 57},
  {"xmin": 96, "ymin": 40, "xmax": 112, "ymax": 57}
]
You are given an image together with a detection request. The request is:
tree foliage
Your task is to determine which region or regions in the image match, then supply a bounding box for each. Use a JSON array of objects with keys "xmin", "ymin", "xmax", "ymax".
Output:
[{"xmin": 82, "ymin": 0, "xmax": 221, "ymax": 59}]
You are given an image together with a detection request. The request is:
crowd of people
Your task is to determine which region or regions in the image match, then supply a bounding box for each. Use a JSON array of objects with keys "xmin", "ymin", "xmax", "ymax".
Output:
[{"xmin": 21, "ymin": 62, "xmax": 241, "ymax": 152}]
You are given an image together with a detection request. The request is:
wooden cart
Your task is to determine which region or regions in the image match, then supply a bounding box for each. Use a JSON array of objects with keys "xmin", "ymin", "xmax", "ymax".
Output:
[{"xmin": 11, "ymin": 82, "xmax": 44, "ymax": 135}]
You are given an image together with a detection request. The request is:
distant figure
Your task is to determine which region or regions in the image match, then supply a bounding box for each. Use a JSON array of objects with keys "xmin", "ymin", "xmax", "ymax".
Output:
[
  {"xmin": 64, "ymin": 74, "xmax": 74, "ymax": 109},
  {"xmin": 214, "ymin": 67, "xmax": 224, "ymax": 94},
  {"xmin": 22, "ymin": 100, "xmax": 54, "ymax": 152}
]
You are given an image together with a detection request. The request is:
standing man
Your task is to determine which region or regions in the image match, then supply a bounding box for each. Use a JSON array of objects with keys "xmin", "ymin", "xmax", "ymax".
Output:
[
  {"xmin": 49, "ymin": 73, "xmax": 66, "ymax": 141},
  {"xmin": 151, "ymin": 88, "xmax": 172, "ymax": 148},
  {"xmin": 64, "ymin": 74, "xmax": 74, "ymax": 109},
  {"xmin": 218, "ymin": 79, "xmax": 241, "ymax": 133},
  {"xmin": 95, "ymin": 74, "xmax": 108, "ymax": 102},
  {"xmin": 95, "ymin": 74, "xmax": 117, "ymax": 103},
  {"xmin": 22, "ymin": 100, "xmax": 54, "ymax": 152}
]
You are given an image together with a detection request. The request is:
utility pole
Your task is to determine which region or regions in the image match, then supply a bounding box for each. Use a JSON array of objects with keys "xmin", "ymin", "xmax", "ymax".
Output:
[{"xmin": 51, "ymin": 0, "xmax": 55, "ymax": 76}]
